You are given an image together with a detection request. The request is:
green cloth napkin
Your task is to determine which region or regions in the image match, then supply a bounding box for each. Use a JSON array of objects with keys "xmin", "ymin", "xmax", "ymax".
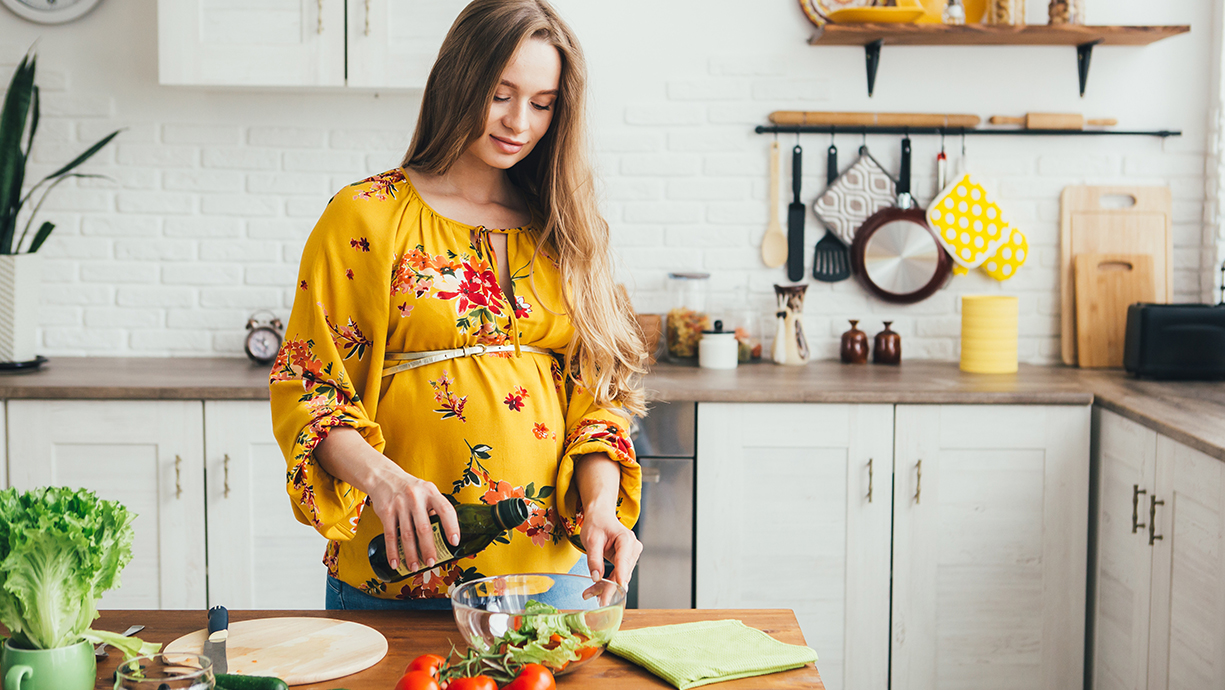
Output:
[{"xmin": 606, "ymin": 619, "xmax": 818, "ymax": 689}]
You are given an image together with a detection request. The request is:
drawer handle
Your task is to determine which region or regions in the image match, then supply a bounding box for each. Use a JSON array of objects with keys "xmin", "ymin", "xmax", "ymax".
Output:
[
  {"xmin": 175, "ymin": 455, "xmax": 183, "ymax": 499},
  {"xmin": 1132, "ymin": 484, "xmax": 1147, "ymax": 533},
  {"xmin": 223, "ymin": 454, "xmax": 231, "ymax": 498},
  {"xmin": 640, "ymin": 467, "xmax": 661, "ymax": 484},
  {"xmin": 1149, "ymin": 495, "xmax": 1164, "ymax": 546},
  {"xmin": 914, "ymin": 459, "xmax": 922, "ymax": 505},
  {"xmin": 867, "ymin": 458, "xmax": 874, "ymax": 503},
  {"xmin": 317, "ymin": 0, "xmax": 324, "ymax": 34},
  {"xmin": 364, "ymin": 0, "xmax": 371, "ymax": 36}
]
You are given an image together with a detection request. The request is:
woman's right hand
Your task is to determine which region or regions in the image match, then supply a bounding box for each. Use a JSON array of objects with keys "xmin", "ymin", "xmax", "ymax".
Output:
[
  {"xmin": 366, "ymin": 467, "xmax": 461, "ymax": 573},
  {"xmin": 314, "ymin": 427, "xmax": 460, "ymax": 573}
]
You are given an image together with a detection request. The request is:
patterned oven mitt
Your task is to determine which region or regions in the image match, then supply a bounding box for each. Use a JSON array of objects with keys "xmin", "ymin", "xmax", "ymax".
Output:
[
  {"xmin": 928, "ymin": 173, "xmax": 1029, "ymax": 280},
  {"xmin": 812, "ymin": 149, "xmax": 896, "ymax": 246}
]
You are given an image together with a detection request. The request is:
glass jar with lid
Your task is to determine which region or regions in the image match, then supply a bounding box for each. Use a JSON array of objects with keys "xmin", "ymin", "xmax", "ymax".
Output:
[{"xmin": 665, "ymin": 272, "xmax": 711, "ymax": 361}]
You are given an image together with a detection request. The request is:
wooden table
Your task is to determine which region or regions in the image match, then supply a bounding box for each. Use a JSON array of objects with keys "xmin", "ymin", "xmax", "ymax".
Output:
[{"xmin": 93, "ymin": 609, "xmax": 824, "ymax": 689}]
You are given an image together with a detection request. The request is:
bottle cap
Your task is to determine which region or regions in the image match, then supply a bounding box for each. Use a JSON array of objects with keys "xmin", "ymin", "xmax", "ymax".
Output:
[{"xmin": 495, "ymin": 497, "xmax": 530, "ymax": 530}]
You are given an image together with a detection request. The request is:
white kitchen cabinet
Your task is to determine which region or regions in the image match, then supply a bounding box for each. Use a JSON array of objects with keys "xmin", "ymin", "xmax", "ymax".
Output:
[
  {"xmin": 1091, "ymin": 409, "xmax": 1158, "ymax": 690},
  {"xmin": 891, "ymin": 405, "xmax": 1090, "ymax": 690},
  {"xmin": 346, "ymin": 0, "xmax": 469, "ymax": 88},
  {"xmin": 158, "ymin": 0, "xmax": 347, "ymax": 87},
  {"xmin": 696, "ymin": 403, "xmax": 894, "ymax": 690},
  {"xmin": 1146, "ymin": 435, "xmax": 1225, "ymax": 690},
  {"xmin": 1092, "ymin": 409, "xmax": 1225, "ymax": 690},
  {"xmin": 205, "ymin": 401, "xmax": 327, "ymax": 609},
  {"xmin": 159, "ymin": 0, "xmax": 465, "ymax": 88},
  {"xmin": 6, "ymin": 400, "xmax": 207, "ymax": 610}
]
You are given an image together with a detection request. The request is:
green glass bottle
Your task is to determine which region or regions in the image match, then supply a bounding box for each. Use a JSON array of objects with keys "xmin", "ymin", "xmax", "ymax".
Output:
[{"xmin": 367, "ymin": 498, "xmax": 530, "ymax": 583}]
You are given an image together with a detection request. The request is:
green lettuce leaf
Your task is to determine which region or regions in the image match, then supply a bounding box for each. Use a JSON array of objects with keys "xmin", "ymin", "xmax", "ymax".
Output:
[
  {"xmin": 496, "ymin": 600, "xmax": 606, "ymax": 670},
  {"xmin": 81, "ymin": 628, "xmax": 160, "ymax": 660},
  {"xmin": 0, "ymin": 487, "xmax": 137, "ymax": 650}
]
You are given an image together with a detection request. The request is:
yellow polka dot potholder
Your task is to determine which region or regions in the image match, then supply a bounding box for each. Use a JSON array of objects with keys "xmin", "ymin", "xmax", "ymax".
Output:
[
  {"xmin": 980, "ymin": 226, "xmax": 1028, "ymax": 280},
  {"xmin": 927, "ymin": 174, "xmax": 1009, "ymax": 269}
]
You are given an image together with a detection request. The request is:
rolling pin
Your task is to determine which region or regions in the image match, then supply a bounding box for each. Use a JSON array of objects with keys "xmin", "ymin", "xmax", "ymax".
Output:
[
  {"xmin": 770, "ymin": 111, "xmax": 981, "ymax": 128},
  {"xmin": 989, "ymin": 113, "xmax": 1118, "ymax": 130}
]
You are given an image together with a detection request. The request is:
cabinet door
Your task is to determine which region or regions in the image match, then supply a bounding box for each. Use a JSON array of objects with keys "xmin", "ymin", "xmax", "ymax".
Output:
[
  {"xmin": 1147, "ymin": 436, "xmax": 1225, "ymax": 690},
  {"xmin": 205, "ymin": 401, "xmax": 328, "ymax": 609},
  {"xmin": 696, "ymin": 403, "xmax": 893, "ymax": 690},
  {"xmin": 158, "ymin": 0, "xmax": 346, "ymax": 86},
  {"xmin": 892, "ymin": 405, "xmax": 1090, "ymax": 690},
  {"xmin": 1092, "ymin": 409, "xmax": 1158, "ymax": 690},
  {"xmin": 346, "ymin": 0, "xmax": 470, "ymax": 88},
  {"xmin": 6, "ymin": 400, "xmax": 206, "ymax": 610}
]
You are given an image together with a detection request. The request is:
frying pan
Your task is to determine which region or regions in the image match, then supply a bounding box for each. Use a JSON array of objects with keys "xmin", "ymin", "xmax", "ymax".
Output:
[{"xmin": 851, "ymin": 137, "xmax": 952, "ymax": 304}]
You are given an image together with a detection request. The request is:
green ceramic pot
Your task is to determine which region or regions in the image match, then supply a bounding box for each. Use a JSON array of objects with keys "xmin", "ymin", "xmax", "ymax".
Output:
[{"xmin": 1, "ymin": 639, "xmax": 96, "ymax": 690}]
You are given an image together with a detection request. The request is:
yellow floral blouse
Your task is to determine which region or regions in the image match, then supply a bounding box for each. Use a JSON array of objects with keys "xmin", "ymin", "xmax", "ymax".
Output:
[{"xmin": 269, "ymin": 169, "xmax": 640, "ymax": 600}]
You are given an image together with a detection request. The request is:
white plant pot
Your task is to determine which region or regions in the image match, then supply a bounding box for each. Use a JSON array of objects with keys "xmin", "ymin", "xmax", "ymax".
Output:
[{"xmin": 0, "ymin": 254, "xmax": 41, "ymax": 362}]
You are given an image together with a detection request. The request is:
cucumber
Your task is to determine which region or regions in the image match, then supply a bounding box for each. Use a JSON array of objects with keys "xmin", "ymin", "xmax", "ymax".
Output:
[{"xmin": 214, "ymin": 674, "xmax": 290, "ymax": 690}]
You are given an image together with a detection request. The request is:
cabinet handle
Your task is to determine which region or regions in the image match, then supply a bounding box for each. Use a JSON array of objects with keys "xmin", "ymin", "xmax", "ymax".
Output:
[
  {"xmin": 866, "ymin": 458, "xmax": 874, "ymax": 503},
  {"xmin": 317, "ymin": 0, "xmax": 324, "ymax": 34},
  {"xmin": 174, "ymin": 455, "xmax": 183, "ymax": 499},
  {"xmin": 223, "ymin": 454, "xmax": 231, "ymax": 498},
  {"xmin": 914, "ymin": 459, "xmax": 922, "ymax": 505},
  {"xmin": 1149, "ymin": 495, "xmax": 1164, "ymax": 545},
  {"xmin": 1132, "ymin": 484, "xmax": 1147, "ymax": 533},
  {"xmin": 364, "ymin": 0, "xmax": 371, "ymax": 36}
]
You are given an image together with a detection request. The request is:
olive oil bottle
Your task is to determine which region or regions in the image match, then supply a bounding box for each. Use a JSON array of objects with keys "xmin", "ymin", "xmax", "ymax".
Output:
[{"xmin": 367, "ymin": 498, "xmax": 530, "ymax": 582}]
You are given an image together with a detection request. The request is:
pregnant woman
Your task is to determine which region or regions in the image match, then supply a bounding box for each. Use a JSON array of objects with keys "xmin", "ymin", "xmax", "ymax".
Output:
[{"xmin": 269, "ymin": 0, "xmax": 647, "ymax": 609}]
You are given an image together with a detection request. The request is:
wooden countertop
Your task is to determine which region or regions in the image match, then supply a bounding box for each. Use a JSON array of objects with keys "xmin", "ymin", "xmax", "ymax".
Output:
[
  {"xmin": 91, "ymin": 608, "xmax": 824, "ymax": 690},
  {"xmin": 1, "ymin": 356, "xmax": 1220, "ymax": 462}
]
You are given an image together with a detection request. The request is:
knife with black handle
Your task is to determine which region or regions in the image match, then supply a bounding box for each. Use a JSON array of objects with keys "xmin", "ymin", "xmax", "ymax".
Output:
[
  {"xmin": 203, "ymin": 605, "xmax": 228, "ymax": 675},
  {"xmin": 787, "ymin": 144, "xmax": 805, "ymax": 282}
]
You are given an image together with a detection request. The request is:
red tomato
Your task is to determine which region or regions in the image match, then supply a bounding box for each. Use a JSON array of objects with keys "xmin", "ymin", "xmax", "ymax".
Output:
[
  {"xmin": 405, "ymin": 654, "xmax": 447, "ymax": 678},
  {"xmin": 446, "ymin": 677, "xmax": 497, "ymax": 690},
  {"xmin": 503, "ymin": 664, "xmax": 556, "ymax": 690},
  {"xmin": 394, "ymin": 670, "xmax": 441, "ymax": 690}
]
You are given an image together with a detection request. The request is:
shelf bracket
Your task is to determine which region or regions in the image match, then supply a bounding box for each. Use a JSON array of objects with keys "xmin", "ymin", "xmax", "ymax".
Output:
[
  {"xmin": 1076, "ymin": 39, "xmax": 1102, "ymax": 97},
  {"xmin": 865, "ymin": 39, "xmax": 883, "ymax": 97}
]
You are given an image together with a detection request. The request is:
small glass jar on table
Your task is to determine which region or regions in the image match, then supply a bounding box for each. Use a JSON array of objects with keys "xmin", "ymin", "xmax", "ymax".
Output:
[
  {"xmin": 665, "ymin": 272, "xmax": 711, "ymax": 362},
  {"xmin": 114, "ymin": 653, "xmax": 214, "ymax": 690}
]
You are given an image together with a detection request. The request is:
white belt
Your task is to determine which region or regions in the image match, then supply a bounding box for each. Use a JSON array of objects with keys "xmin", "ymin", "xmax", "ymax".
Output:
[{"xmin": 382, "ymin": 344, "xmax": 553, "ymax": 377}]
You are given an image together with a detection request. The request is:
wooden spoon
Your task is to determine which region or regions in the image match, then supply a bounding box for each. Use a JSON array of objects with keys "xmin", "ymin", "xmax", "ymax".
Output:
[{"xmin": 761, "ymin": 140, "xmax": 788, "ymax": 268}]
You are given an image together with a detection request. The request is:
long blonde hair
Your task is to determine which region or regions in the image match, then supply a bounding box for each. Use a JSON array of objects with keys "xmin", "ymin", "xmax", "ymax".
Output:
[{"xmin": 403, "ymin": 0, "xmax": 647, "ymax": 417}]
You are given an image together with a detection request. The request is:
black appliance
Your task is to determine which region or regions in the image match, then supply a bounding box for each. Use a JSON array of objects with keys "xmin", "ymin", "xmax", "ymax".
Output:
[{"xmin": 1123, "ymin": 303, "xmax": 1225, "ymax": 380}]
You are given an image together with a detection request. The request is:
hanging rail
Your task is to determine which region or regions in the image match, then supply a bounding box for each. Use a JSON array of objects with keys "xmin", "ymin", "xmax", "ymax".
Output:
[{"xmin": 754, "ymin": 125, "xmax": 1181, "ymax": 138}]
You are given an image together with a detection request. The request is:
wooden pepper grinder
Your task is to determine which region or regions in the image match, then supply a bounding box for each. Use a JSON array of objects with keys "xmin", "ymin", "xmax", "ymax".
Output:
[
  {"xmin": 873, "ymin": 321, "xmax": 901, "ymax": 365},
  {"xmin": 840, "ymin": 320, "xmax": 869, "ymax": 364}
]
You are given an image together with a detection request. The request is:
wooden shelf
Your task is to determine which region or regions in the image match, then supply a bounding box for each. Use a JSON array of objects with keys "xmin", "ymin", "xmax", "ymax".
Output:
[
  {"xmin": 808, "ymin": 24, "xmax": 1191, "ymax": 97},
  {"xmin": 809, "ymin": 23, "xmax": 1189, "ymax": 47}
]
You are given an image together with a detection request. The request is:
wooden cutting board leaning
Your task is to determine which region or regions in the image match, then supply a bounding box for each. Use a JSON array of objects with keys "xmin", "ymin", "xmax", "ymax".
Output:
[
  {"xmin": 1074, "ymin": 253, "xmax": 1155, "ymax": 368},
  {"xmin": 164, "ymin": 617, "xmax": 388, "ymax": 685},
  {"xmin": 1060, "ymin": 186, "xmax": 1172, "ymax": 366}
]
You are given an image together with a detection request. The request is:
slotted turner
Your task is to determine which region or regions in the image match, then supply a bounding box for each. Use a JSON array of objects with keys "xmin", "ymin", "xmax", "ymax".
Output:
[{"xmin": 813, "ymin": 142, "xmax": 850, "ymax": 282}]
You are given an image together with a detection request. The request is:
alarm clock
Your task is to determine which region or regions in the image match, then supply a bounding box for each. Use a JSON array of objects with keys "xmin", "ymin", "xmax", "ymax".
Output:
[{"xmin": 245, "ymin": 311, "xmax": 283, "ymax": 365}]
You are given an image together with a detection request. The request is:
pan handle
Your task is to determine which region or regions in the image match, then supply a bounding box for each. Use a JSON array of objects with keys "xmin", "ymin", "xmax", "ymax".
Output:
[
  {"xmin": 792, "ymin": 145, "xmax": 803, "ymax": 203},
  {"xmin": 898, "ymin": 137, "xmax": 911, "ymax": 197}
]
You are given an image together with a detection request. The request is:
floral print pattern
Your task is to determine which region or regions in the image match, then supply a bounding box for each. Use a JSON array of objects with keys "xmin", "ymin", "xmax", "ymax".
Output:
[{"xmin": 270, "ymin": 168, "xmax": 640, "ymax": 600}]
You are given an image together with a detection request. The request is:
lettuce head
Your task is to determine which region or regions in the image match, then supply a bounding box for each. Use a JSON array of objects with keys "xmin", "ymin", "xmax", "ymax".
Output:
[{"xmin": 0, "ymin": 487, "xmax": 157, "ymax": 657}]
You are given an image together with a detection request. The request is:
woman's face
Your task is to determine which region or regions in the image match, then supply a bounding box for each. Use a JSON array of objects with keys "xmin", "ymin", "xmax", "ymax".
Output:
[{"xmin": 470, "ymin": 37, "xmax": 561, "ymax": 170}]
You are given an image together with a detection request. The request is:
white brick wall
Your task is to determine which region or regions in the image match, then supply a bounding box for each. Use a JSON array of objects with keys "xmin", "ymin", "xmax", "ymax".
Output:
[{"xmin": 2, "ymin": 0, "xmax": 1216, "ymax": 362}]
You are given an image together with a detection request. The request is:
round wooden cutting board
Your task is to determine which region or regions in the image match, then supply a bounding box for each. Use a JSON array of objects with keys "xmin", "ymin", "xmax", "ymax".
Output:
[{"xmin": 164, "ymin": 617, "xmax": 388, "ymax": 686}]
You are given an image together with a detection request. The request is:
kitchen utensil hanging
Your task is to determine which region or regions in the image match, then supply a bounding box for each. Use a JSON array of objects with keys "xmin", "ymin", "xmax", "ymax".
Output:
[
  {"xmin": 851, "ymin": 136, "xmax": 952, "ymax": 304},
  {"xmin": 813, "ymin": 142, "xmax": 896, "ymax": 247},
  {"xmin": 761, "ymin": 140, "xmax": 788, "ymax": 268},
  {"xmin": 787, "ymin": 142, "xmax": 806, "ymax": 282},
  {"xmin": 813, "ymin": 138, "xmax": 851, "ymax": 282}
]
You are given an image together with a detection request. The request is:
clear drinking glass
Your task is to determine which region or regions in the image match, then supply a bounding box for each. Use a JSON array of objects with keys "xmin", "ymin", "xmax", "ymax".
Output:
[{"xmin": 114, "ymin": 653, "xmax": 215, "ymax": 690}]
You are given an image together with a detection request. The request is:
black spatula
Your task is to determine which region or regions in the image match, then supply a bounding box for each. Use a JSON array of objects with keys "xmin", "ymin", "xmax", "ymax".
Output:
[
  {"xmin": 787, "ymin": 144, "xmax": 805, "ymax": 282},
  {"xmin": 813, "ymin": 142, "xmax": 851, "ymax": 283}
]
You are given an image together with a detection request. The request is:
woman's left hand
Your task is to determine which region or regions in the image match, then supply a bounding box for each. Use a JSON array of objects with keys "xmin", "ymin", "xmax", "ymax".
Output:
[{"xmin": 579, "ymin": 505, "xmax": 642, "ymax": 589}]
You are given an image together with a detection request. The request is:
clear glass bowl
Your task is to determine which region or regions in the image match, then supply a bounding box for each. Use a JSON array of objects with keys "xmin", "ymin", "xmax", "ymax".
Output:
[{"xmin": 450, "ymin": 573, "xmax": 626, "ymax": 676}]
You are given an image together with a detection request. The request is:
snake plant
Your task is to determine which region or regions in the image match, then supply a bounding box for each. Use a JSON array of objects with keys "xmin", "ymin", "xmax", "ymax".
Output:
[{"xmin": 1, "ymin": 49, "xmax": 119, "ymax": 255}]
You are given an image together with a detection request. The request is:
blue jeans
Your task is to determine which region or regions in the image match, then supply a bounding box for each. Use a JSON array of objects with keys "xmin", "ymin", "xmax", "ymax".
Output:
[{"xmin": 326, "ymin": 558, "xmax": 590, "ymax": 611}]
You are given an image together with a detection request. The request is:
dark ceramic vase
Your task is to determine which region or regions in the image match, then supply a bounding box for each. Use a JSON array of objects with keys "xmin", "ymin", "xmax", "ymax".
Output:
[
  {"xmin": 840, "ymin": 320, "xmax": 869, "ymax": 364},
  {"xmin": 873, "ymin": 321, "xmax": 901, "ymax": 365}
]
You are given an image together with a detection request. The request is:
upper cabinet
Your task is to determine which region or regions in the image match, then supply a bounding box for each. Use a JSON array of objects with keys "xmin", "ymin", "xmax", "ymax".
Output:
[{"xmin": 158, "ymin": 0, "xmax": 466, "ymax": 88}]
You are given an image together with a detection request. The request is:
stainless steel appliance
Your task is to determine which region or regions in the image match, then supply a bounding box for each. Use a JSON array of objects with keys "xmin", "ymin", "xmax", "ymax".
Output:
[{"xmin": 626, "ymin": 401, "xmax": 694, "ymax": 609}]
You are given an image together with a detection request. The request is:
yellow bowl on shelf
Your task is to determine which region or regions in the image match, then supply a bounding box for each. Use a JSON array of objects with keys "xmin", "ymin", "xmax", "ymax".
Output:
[{"xmin": 828, "ymin": 0, "xmax": 926, "ymax": 23}]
